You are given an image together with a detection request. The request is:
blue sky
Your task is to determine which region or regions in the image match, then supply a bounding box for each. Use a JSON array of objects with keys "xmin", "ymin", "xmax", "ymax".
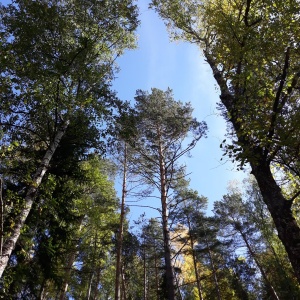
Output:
[{"xmin": 113, "ymin": 1, "xmax": 246, "ymax": 221}]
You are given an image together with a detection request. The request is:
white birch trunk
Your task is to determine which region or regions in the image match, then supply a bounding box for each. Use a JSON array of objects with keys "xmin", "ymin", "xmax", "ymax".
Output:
[{"xmin": 0, "ymin": 121, "xmax": 69, "ymax": 278}]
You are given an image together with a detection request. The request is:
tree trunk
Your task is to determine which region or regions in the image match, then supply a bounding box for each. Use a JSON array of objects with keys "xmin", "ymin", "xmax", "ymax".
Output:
[
  {"xmin": 39, "ymin": 278, "xmax": 48, "ymax": 300},
  {"xmin": 115, "ymin": 143, "xmax": 127, "ymax": 300},
  {"xmin": 205, "ymin": 237, "xmax": 222, "ymax": 300},
  {"xmin": 174, "ymin": 271, "xmax": 183, "ymax": 300},
  {"xmin": 184, "ymin": 201, "xmax": 204, "ymax": 300},
  {"xmin": 143, "ymin": 242, "xmax": 147, "ymax": 300},
  {"xmin": 252, "ymin": 162, "xmax": 300, "ymax": 284},
  {"xmin": 0, "ymin": 178, "xmax": 3, "ymax": 258},
  {"xmin": 191, "ymin": 246, "xmax": 204, "ymax": 300},
  {"xmin": 154, "ymin": 248, "xmax": 159, "ymax": 300},
  {"xmin": 59, "ymin": 250, "xmax": 77, "ymax": 300},
  {"xmin": 0, "ymin": 121, "xmax": 69, "ymax": 278},
  {"xmin": 86, "ymin": 272, "xmax": 94, "ymax": 300},
  {"xmin": 157, "ymin": 126, "xmax": 176, "ymax": 300},
  {"xmin": 161, "ymin": 196, "xmax": 175, "ymax": 300},
  {"xmin": 91, "ymin": 266, "xmax": 101, "ymax": 300},
  {"xmin": 59, "ymin": 215, "xmax": 85, "ymax": 300},
  {"xmin": 206, "ymin": 53, "xmax": 300, "ymax": 284},
  {"xmin": 121, "ymin": 266, "xmax": 127, "ymax": 300},
  {"xmin": 239, "ymin": 228, "xmax": 279, "ymax": 300}
]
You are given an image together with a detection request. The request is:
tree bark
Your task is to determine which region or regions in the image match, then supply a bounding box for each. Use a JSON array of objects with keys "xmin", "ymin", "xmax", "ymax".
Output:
[
  {"xmin": 154, "ymin": 248, "xmax": 159, "ymax": 300},
  {"xmin": 183, "ymin": 201, "xmax": 204, "ymax": 300},
  {"xmin": 121, "ymin": 265, "xmax": 127, "ymax": 300},
  {"xmin": 59, "ymin": 215, "xmax": 85, "ymax": 300},
  {"xmin": 0, "ymin": 178, "xmax": 3, "ymax": 258},
  {"xmin": 238, "ymin": 227, "xmax": 279, "ymax": 300},
  {"xmin": 143, "ymin": 242, "xmax": 147, "ymax": 300},
  {"xmin": 206, "ymin": 53, "xmax": 300, "ymax": 284},
  {"xmin": 251, "ymin": 162, "xmax": 300, "ymax": 283},
  {"xmin": 157, "ymin": 126, "xmax": 176, "ymax": 300},
  {"xmin": 92, "ymin": 266, "xmax": 102, "ymax": 300},
  {"xmin": 115, "ymin": 143, "xmax": 127, "ymax": 300},
  {"xmin": 206, "ymin": 239, "xmax": 222, "ymax": 300},
  {"xmin": 59, "ymin": 250, "xmax": 77, "ymax": 300},
  {"xmin": 86, "ymin": 271, "xmax": 94, "ymax": 300},
  {"xmin": 0, "ymin": 121, "xmax": 69, "ymax": 278}
]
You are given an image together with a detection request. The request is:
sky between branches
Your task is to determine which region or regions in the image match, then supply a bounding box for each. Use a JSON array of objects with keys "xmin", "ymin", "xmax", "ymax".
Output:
[{"xmin": 112, "ymin": 0, "xmax": 246, "ymax": 222}]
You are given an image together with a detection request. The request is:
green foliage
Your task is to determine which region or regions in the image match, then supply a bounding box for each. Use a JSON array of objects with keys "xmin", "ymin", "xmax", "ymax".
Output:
[
  {"xmin": 0, "ymin": 0, "xmax": 139, "ymax": 145},
  {"xmin": 121, "ymin": 88, "xmax": 207, "ymax": 189},
  {"xmin": 151, "ymin": 0, "xmax": 300, "ymax": 171},
  {"xmin": 214, "ymin": 178, "xmax": 300, "ymax": 298},
  {"xmin": 151, "ymin": 0, "xmax": 300, "ymax": 284},
  {"xmin": 0, "ymin": 0, "xmax": 139, "ymax": 290},
  {"xmin": 0, "ymin": 154, "xmax": 120, "ymax": 298}
]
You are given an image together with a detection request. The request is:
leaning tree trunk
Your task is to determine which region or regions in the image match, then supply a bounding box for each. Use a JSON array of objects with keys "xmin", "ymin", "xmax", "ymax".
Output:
[
  {"xmin": 239, "ymin": 227, "xmax": 279, "ymax": 300},
  {"xmin": 252, "ymin": 162, "xmax": 300, "ymax": 283},
  {"xmin": 0, "ymin": 121, "xmax": 69, "ymax": 278},
  {"xmin": 206, "ymin": 53, "xmax": 300, "ymax": 284}
]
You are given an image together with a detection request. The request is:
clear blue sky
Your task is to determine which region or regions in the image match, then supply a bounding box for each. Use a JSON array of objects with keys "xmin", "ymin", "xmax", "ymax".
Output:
[{"xmin": 113, "ymin": 0, "xmax": 246, "ymax": 221}]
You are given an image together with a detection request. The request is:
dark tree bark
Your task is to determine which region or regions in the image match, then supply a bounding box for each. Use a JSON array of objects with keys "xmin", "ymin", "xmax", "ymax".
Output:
[
  {"xmin": 237, "ymin": 220, "xmax": 279, "ymax": 300},
  {"xmin": 251, "ymin": 162, "xmax": 300, "ymax": 283},
  {"xmin": 205, "ymin": 54, "xmax": 300, "ymax": 283},
  {"xmin": 157, "ymin": 124, "xmax": 176, "ymax": 300},
  {"xmin": 115, "ymin": 143, "xmax": 128, "ymax": 300}
]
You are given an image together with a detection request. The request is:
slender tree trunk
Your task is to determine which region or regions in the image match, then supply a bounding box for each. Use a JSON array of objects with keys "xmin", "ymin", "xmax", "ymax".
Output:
[
  {"xmin": 39, "ymin": 278, "xmax": 48, "ymax": 300},
  {"xmin": 238, "ymin": 229, "xmax": 280, "ymax": 300},
  {"xmin": 161, "ymin": 198, "xmax": 175, "ymax": 299},
  {"xmin": 191, "ymin": 242, "xmax": 204, "ymax": 300},
  {"xmin": 143, "ymin": 242, "xmax": 147, "ymax": 300},
  {"xmin": 86, "ymin": 234, "xmax": 99, "ymax": 300},
  {"xmin": 191, "ymin": 247, "xmax": 204, "ymax": 300},
  {"xmin": 252, "ymin": 162, "xmax": 300, "ymax": 283},
  {"xmin": 0, "ymin": 178, "xmax": 3, "ymax": 258},
  {"xmin": 184, "ymin": 201, "xmax": 204, "ymax": 300},
  {"xmin": 59, "ymin": 247, "xmax": 78, "ymax": 300},
  {"xmin": 0, "ymin": 121, "xmax": 69, "ymax": 278},
  {"xmin": 92, "ymin": 266, "xmax": 101, "ymax": 300},
  {"xmin": 154, "ymin": 248, "xmax": 159, "ymax": 300},
  {"xmin": 205, "ymin": 237, "xmax": 222, "ymax": 300},
  {"xmin": 174, "ymin": 272, "xmax": 183, "ymax": 300},
  {"xmin": 59, "ymin": 215, "xmax": 85, "ymax": 300},
  {"xmin": 86, "ymin": 272, "xmax": 94, "ymax": 300},
  {"xmin": 121, "ymin": 266, "xmax": 127, "ymax": 300},
  {"xmin": 115, "ymin": 143, "xmax": 127, "ymax": 300},
  {"xmin": 157, "ymin": 126, "xmax": 176, "ymax": 300}
]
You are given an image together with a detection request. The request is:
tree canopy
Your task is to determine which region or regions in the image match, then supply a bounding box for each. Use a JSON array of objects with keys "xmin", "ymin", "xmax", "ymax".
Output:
[
  {"xmin": 151, "ymin": 0, "xmax": 300, "ymax": 283},
  {"xmin": 2, "ymin": 0, "xmax": 300, "ymax": 298}
]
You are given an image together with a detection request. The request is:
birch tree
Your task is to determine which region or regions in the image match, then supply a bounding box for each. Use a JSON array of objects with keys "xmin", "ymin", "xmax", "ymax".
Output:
[{"xmin": 0, "ymin": 0, "xmax": 138, "ymax": 277}]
